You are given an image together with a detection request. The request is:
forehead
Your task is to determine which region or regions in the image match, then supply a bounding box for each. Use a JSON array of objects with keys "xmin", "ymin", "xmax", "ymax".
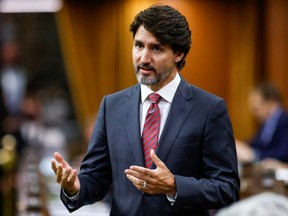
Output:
[
  {"xmin": 249, "ymin": 91, "xmax": 265, "ymax": 104},
  {"xmin": 134, "ymin": 25, "xmax": 159, "ymax": 44}
]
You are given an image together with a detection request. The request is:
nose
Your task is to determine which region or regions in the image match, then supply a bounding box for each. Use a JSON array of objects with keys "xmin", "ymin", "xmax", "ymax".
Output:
[{"xmin": 140, "ymin": 48, "xmax": 151, "ymax": 64}]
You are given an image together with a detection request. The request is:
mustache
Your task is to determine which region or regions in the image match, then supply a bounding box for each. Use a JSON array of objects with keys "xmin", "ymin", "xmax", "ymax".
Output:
[{"xmin": 137, "ymin": 63, "xmax": 155, "ymax": 71}]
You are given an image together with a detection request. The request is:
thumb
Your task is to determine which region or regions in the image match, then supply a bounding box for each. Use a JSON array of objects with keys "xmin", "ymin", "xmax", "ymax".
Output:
[{"xmin": 150, "ymin": 149, "xmax": 164, "ymax": 167}]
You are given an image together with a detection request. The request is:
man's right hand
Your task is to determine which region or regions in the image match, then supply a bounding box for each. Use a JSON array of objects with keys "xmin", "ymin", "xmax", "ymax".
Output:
[{"xmin": 51, "ymin": 152, "xmax": 81, "ymax": 196}]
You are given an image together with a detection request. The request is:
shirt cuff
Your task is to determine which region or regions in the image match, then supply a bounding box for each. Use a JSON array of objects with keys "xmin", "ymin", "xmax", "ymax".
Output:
[
  {"xmin": 62, "ymin": 188, "xmax": 80, "ymax": 202},
  {"xmin": 166, "ymin": 193, "xmax": 177, "ymax": 205}
]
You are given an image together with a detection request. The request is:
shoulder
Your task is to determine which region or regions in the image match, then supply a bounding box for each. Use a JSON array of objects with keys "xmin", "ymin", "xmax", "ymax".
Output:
[
  {"xmin": 180, "ymin": 79, "xmax": 223, "ymax": 104},
  {"xmin": 101, "ymin": 84, "xmax": 140, "ymax": 106},
  {"xmin": 106, "ymin": 84, "xmax": 139, "ymax": 98},
  {"xmin": 278, "ymin": 110, "xmax": 288, "ymax": 125}
]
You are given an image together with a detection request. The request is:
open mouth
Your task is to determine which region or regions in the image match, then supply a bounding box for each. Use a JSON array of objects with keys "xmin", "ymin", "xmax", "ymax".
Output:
[{"xmin": 138, "ymin": 65, "xmax": 155, "ymax": 75}]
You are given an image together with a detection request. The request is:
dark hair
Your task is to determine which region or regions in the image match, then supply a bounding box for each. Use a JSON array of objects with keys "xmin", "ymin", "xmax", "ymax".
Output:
[
  {"xmin": 255, "ymin": 82, "xmax": 282, "ymax": 103},
  {"xmin": 130, "ymin": 4, "xmax": 191, "ymax": 71}
]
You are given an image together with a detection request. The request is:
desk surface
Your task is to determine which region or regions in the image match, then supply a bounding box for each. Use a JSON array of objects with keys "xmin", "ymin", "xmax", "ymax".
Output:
[{"xmin": 240, "ymin": 162, "xmax": 288, "ymax": 199}]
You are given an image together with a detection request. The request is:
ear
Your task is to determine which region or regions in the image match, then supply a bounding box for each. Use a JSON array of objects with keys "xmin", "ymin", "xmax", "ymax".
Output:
[{"xmin": 174, "ymin": 52, "xmax": 184, "ymax": 63}]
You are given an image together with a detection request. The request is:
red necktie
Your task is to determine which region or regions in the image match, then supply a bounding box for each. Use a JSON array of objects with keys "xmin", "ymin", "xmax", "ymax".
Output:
[{"xmin": 142, "ymin": 93, "xmax": 161, "ymax": 168}]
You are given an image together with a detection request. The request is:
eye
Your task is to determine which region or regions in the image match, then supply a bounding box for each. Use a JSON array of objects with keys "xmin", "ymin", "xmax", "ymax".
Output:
[
  {"xmin": 134, "ymin": 41, "xmax": 143, "ymax": 48},
  {"xmin": 152, "ymin": 45, "xmax": 161, "ymax": 52}
]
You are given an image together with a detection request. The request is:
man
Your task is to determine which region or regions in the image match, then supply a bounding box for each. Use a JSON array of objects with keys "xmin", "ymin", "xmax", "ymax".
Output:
[
  {"xmin": 0, "ymin": 41, "xmax": 27, "ymax": 116},
  {"xmin": 236, "ymin": 82, "xmax": 288, "ymax": 163},
  {"xmin": 216, "ymin": 192, "xmax": 288, "ymax": 216},
  {"xmin": 52, "ymin": 4, "xmax": 240, "ymax": 216}
]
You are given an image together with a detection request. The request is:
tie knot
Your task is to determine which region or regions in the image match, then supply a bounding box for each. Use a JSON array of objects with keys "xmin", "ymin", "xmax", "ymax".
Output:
[{"xmin": 149, "ymin": 93, "xmax": 161, "ymax": 104}]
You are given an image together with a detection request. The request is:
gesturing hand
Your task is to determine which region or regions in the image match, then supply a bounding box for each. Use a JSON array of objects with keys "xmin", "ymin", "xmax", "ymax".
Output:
[
  {"xmin": 51, "ymin": 152, "xmax": 80, "ymax": 196},
  {"xmin": 125, "ymin": 149, "xmax": 176, "ymax": 196}
]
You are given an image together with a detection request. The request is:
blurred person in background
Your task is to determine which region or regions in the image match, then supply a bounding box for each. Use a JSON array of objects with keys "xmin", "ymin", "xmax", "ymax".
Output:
[
  {"xmin": 0, "ymin": 82, "xmax": 8, "ymax": 138},
  {"xmin": 215, "ymin": 192, "xmax": 288, "ymax": 216},
  {"xmin": 0, "ymin": 41, "xmax": 27, "ymax": 216},
  {"xmin": 236, "ymin": 82, "xmax": 288, "ymax": 163},
  {"xmin": 0, "ymin": 41, "xmax": 28, "ymax": 157},
  {"xmin": 19, "ymin": 84, "xmax": 67, "ymax": 158},
  {"xmin": 0, "ymin": 41, "xmax": 27, "ymax": 116},
  {"xmin": 51, "ymin": 4, "xmax": 239, "ymax": 216}
]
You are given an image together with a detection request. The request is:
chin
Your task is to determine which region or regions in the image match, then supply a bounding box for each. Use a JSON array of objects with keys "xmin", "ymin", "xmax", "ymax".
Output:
[{"xmin": 141, "ymin": 76, "xmax": 158, "ymax": 85}]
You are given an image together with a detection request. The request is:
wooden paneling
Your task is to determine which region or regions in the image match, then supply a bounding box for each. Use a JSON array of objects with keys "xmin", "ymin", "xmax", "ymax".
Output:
[
  {"xmin": 228, "ymin": 1, "xmax": 260, "ymax": 140},
  {"xmin": 265, "ymin": 0, "xmax": 288, "ymax": 109},
  {"xmin": 56, "ymin": 0, "xmax": 288, "ymax": 141}
]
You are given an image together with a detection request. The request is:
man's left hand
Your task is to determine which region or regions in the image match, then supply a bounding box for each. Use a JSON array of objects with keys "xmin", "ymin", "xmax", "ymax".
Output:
[{"xmin": 125, "ymin": 149, "xmax": 176, "ymax": 196}]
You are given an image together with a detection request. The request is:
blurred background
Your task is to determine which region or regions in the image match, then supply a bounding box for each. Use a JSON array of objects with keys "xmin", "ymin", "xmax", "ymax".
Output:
[{"xmin": 0, "ymin": 0, "xmax": 287, "ymax": 215}]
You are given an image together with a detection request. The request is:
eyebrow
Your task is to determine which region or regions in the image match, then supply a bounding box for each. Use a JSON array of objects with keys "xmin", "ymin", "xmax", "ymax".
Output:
[{"xmin": 134, "ymin": 39, "xmax": 162, "ymax": 46}]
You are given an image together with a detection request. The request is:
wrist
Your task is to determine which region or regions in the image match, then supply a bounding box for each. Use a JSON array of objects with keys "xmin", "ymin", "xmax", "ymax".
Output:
[
  {"xmin": 64, "ymin": 188, "xmax": 79, "ymax": 197},
  {"xmin": 168, "ymin": 175, "xmax": 176, "ymax": 196}
]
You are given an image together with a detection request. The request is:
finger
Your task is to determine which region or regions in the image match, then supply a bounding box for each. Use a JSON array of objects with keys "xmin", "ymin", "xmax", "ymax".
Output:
[
  {"xmin": 67, "ymin": 169, "xmax": 77, "ymax": 186},
  {"xmin": 51, "ymin": 159, "xmax": 58, "ymax": 174},
  {"xmin": 126, "ymin": 174, "xmax": 140, "ymax": 184},
  {"xmin": 125, "ymin": 166, "xmax": 155, "ymax": 185},
  {"xmin": 125, "ymin": 169, "xmax": 143, "ymax": 185},
  {"xmin": 126, "ymin": 167, "xmax": 153, "ymax": 179},
  {"xmin": 126, "ymin": 174, "xmax": 147, "ymax": 190},
  {"xmin": 56, "ymin": 164, "xmax": 64, "ymax": 183},
  {"xmin": 61, "ymin": 167, "xmax": 72, "ymax": 186},
  {"xmin": 125, "ymin": 167, "xmax": 144, "ymax": 176},
  {"xmin": 54, "ymin": 152, "xmax": 70, "ymax": 167}
]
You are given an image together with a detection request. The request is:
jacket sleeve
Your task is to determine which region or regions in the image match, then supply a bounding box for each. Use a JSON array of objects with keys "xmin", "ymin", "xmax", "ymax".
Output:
[
  {"xmin": 173, "ymin": 99, "xmax": 240, "ymax": 210},
  {"xmin": 61, "ymin": 97, "xmax": 112, "ymax": 212}
]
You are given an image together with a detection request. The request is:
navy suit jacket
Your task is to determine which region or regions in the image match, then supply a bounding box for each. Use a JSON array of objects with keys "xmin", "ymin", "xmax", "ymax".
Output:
[
  {"xmin": 250, "ymin": 110, "xmax": 288, "ymax": 163},
  {"xmin": 61, "ymin": 79, "xmax": 240, "ymax": 216}
]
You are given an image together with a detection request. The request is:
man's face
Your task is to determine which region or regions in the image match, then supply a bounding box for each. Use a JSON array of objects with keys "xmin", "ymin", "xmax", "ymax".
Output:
[
  {"xmin": 132, "ymin": 25, "xmax": 183, "ymax": 91},
  {"xmin": 248, "ymin": 91, "xmax": 271, "ymax": 122}
]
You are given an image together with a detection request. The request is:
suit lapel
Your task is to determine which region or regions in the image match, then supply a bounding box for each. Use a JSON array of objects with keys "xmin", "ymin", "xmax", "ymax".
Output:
[
  {"xmin": 155, "ymin": 80, "xmax": 194, "ymax": 166},
  {"xmin": 123, "ymin": 85, "xmax": 145, "ymax": 166}
]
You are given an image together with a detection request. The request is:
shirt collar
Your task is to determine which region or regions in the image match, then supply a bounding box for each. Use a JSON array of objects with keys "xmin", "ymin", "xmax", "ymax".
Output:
[{"xmin": 141, "ymin": 73, "xmax": 181, "ymax": 103}]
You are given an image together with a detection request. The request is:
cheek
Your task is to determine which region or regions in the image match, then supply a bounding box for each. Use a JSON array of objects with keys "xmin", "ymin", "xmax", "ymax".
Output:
[
  {"xmin": 132, "ymin": 50, "xmax": 140, "ymax": 63},
  {"xmin": 155, "ymin": 57, "xmax": 174, "ymax": 70}
]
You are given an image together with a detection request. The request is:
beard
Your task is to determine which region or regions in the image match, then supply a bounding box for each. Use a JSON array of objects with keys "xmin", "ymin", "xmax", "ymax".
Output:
[{"xmin": 134, "ymin": 63, "xmax": 173, "ymax": 86}]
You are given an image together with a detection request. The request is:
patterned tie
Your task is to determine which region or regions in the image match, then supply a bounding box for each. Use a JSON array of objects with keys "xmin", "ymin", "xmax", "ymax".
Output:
[{"xmin": 142, "ymin": 93, "xmax": 161, "ymax": 168}]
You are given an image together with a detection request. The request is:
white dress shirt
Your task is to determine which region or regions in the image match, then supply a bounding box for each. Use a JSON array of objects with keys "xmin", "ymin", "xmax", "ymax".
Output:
[
  {"xmin": 140, "ymin": 72, "xmax": 181, "ymax": 204},
  {"xmin": 140, "ymin": 72, "xmax": 181, "ymax": 139}
]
